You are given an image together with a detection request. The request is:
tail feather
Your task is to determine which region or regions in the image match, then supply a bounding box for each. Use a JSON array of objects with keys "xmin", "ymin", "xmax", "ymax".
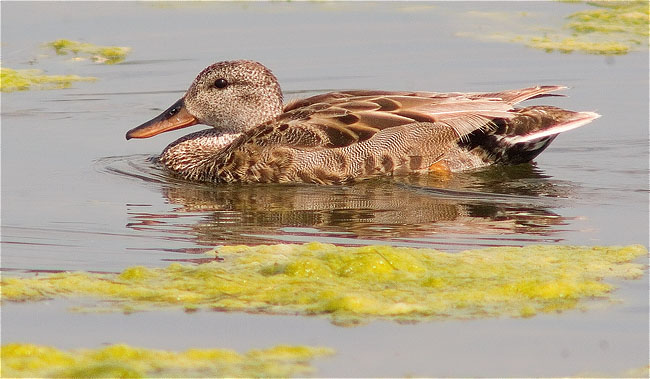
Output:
[
  {"xmin": 505, "ymin": 111, "xmax": 600, "ymax": 144},
  {"xmin": 461, "ymin": 106, "xmax": 600, "ymax": 165}
]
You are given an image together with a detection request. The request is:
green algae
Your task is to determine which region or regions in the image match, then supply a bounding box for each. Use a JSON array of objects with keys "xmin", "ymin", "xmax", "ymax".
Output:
[
  {"xmin": 0, "ymin": 67, "xmax": 96, "ymax": 92},
  {"xmin": 1, "ymin": 39, "xmax": 130, "ymax": 92},
  {"xmin": 576, "ymin": 364, "xmax": 650, "ymax": 378},
  {"xmin": 622, "ymin": 365, "xmax": 650, "ymax": 378},
  {"xmin": 521, "ymin": 1, "xmax": 648, "ymax": 55},
  {"xmin": 567, "ymin": 2, "xmax": 649, "ymax": 37},
  {"xmin": 1, "ymin": 243, "xmax": 646, "ymax": 325},
  {"xmin": 460, "ymin": 1, "xmax": 649, "ymax": 55},
  {"xmin": 526, "ymin": 35, "xmax": 631, "ymax": 55},
  {"xmin": 0, "ymin": 343, "xmax": 334, "ymax": 378},
  {"xmin": 46, "ymin": 39, "xmax": 131, "ymax": 64}
]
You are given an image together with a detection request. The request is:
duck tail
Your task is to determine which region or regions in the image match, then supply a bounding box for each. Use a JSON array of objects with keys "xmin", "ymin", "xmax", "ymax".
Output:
[{"xmin": 461, "ymin": 106, "xmax": 600, "ymax": 165}]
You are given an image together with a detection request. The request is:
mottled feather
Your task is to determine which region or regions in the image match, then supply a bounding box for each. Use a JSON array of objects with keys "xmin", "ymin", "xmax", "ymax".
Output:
[{"xmin": 131, "ymin": 61, "xmax": 599, "ymax": 184}]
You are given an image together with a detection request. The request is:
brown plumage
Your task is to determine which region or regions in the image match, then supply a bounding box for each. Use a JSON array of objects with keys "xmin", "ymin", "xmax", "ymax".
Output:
[{"xmin": 126, "ymin": 60, "xmax": 599, "ymax": 184}]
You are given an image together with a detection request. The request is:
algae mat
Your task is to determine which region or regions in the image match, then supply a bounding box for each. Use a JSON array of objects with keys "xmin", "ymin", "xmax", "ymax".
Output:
[
  {"xmin": 0, "ymin": 39, "xmax": 129, "ymax": 92},
  {"xmin": 459, "ymin": 1, "xmax": 649, "ymax": 55},
  {"xmin": 1, "ymin": 243, "xmax": 646, "ymax": 325},
  {"xmin": 46, "ymin": 39, "xmax": 131, "ymax": 64},
  {"xmin": 0, "ymin": 67, "xmax": 96, "ymax": 93},
  {"xmin": 0, "ymin": 343, "xmax": 333, "ymax": 378}
]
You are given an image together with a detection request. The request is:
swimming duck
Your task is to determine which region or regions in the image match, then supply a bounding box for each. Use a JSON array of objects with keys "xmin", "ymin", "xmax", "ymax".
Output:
[{"xmin": 126, "ymin": 60, "xmax": 599, "ymax": 184}]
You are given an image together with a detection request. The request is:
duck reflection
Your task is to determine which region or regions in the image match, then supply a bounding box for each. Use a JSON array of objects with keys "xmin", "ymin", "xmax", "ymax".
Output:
[{"xmin": 122, "ymin": 156, "xmax": 572, "ymax": 250}]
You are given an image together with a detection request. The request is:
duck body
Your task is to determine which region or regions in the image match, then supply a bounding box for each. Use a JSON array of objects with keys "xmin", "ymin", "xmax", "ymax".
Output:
[{"xmin": 126, "ymin": 60, "xmax": 599, "ymax": 184}]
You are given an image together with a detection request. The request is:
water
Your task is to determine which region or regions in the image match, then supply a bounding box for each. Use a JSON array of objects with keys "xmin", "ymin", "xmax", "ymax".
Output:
[{"xmin": 1, "ymin": 2, "xmax": 648, "ymax": 376}]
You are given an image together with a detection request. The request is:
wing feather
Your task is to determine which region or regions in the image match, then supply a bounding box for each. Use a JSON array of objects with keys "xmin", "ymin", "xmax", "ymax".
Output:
[{"xmin": 241, "ymin": 86, "xmax": 566, "ymax": 152}]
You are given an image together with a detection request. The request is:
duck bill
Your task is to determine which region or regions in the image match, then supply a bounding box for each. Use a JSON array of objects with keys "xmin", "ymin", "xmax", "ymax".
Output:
[{"xmin": 126, "ymin": 98, "xmax": 198, "ymax": 140}]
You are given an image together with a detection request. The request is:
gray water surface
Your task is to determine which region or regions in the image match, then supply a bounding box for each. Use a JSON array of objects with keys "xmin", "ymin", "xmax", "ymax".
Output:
[{"xmin": 1, "ymin": 2, "xmax": 648, "ymax": 377}]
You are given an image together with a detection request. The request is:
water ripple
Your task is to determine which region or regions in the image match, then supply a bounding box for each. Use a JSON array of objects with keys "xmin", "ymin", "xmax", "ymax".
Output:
[{"xmin": 94, "ymin": 155, "xmax": 580, "ymax": 251}]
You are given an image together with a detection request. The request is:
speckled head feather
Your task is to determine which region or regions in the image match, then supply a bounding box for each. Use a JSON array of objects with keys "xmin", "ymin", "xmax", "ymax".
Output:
[
  {"xmin": 128, "ymin": 60, "xmax": 599, "ymax": 184},
  {"xmin": 184, "ymin": 60, "xmax": 283, "ymax": 133}
]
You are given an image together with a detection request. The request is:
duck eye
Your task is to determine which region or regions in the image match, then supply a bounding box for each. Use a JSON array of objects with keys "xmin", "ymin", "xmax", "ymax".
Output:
[{"xmin": 214, "ymin": 78, "xmax": 228, "ymax": 89}]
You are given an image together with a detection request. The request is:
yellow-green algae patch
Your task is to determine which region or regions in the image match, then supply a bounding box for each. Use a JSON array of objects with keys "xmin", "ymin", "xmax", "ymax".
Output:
[
  {"xmin": 0, "ymin": 343, "xmax": 334, "ymax": 378},
  {"xmin": 575, "ymin": 364, "xmax": 650, "ymax": 378},
  {"xmin": 46, "ymin": 39, "xmax": 131, "ymax": 64},
  {"xmin": 459, "ymin": 1, "xmax": 649, "ymax": 55},
  {"xmin": 566, "ymin": 2, "xmax": 648, "ymax": 38},
  {"xmin": 1, "ymin": 243, "xmax": 646, "ymax": 325},
  {"xmin": 0, "ymin": 67, "xmax": 96, "ymax": 92},
  {"xmin": 525, "ymin": 35, "xmax": 631, "ymax": 55}
]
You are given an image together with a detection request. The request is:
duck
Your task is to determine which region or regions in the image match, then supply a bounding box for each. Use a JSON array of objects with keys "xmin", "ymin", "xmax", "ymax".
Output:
[{"xmin": 126, "ymin": 60, "xmax": 599, "ymax": 184}]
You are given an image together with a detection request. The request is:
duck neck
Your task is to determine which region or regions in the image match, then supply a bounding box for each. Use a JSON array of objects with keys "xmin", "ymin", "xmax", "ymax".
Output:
[{"xmin": 159, "ymin": 129, "xmax": 241, "ymax": 182}]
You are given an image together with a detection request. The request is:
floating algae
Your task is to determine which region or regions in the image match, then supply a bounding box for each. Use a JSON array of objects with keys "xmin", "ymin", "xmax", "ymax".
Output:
[
  {"xmin": 1, "ymin": 243, "xmax": 646, "ymax": 325},
  {"xmin": 526, "ymin": 36, "xmax": 631, "ymax": 55},
  {"xmin": 1, "ymin": 39, "xmax": 129, "ymax": 92},
  {"xmin": 46, "ymin": 39, "xmax": 131, "ymax": 64},
  {"xmin": 0, "ymin": 343, "xmax": 334, "ymax": 378},
  {"xmin": 524, "ymin": 1, "xmax": 648, "ymax": 55},
  {"xmin": 0, "ymin": 67, "xmax": 96, "ymax": 92},
  {"xmin": 575, "ymin": 364, "xmax": 650, "ymax": 378},
  {"xmin": 621, "ymin": 365, "xmax": 650, "ymax": 378},
  {"xmin": 459, "ymin": 1, "xmax": 649, "ymax": 55},
  {"xmin": 566, "ymin": 1, "xmax": 648, "ymax": 38}
]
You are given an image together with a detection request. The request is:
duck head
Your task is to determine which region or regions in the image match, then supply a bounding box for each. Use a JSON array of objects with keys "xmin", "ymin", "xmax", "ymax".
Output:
[{"xmin": 126, "ymin": 60, "xmax": 283, "ymax": 140}]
